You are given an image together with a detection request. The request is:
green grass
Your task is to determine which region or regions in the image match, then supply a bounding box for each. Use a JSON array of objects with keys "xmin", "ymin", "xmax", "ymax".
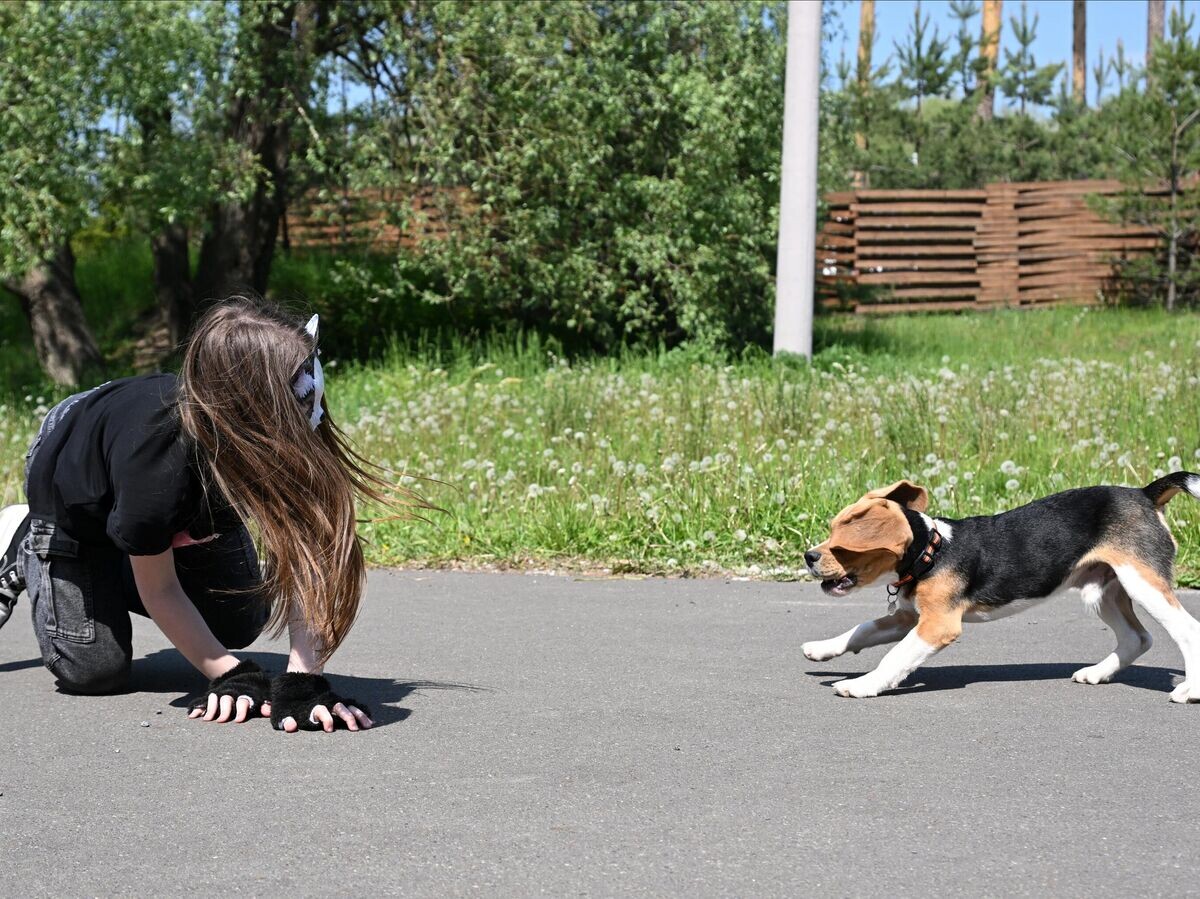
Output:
[
  {"xmin": 324, "ymin": 306, "xmax": 1200, "ymax": 583},
  {"xmin": 4, "ymin": 247, "xmax": 1200, "ymax": 583}
]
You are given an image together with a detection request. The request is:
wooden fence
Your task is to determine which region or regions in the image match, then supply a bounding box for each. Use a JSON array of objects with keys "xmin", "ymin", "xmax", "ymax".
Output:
[{"xmin": 818, "ymin": 179, "xmax": 1161, "ymax": 313}]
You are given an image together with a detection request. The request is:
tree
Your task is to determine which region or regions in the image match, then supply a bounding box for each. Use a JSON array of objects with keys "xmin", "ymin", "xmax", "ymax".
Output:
[
  {"xmin": 893, "ymin": 2, "xmax": 951, "ymax": 118},
  {"xmin": 1103, "ymin": 9, "xmax": 1200, "ymax": 310},
  {"xmin": 1073, "ymin": 0, "xmax": 1086, "ymax": 103},
  {"xmin": 976, "ymin": 0, "xmax": 1003, "ymax": 120},
  {"xmin": 1148, "ymin": 0, "xmax": 1166, "ymax": 65},
  {"xmin": 948, "ymin": 0, "xmax": 983, "ymax": 97},
  {"xmin": 1093, "ymin": 46, "xmax": 1111, "ymax": 105},
  {"xmin": 0, "ymin": 1, "xmax": 104, "ymax": 384},
  {"xmin": 996, "ymin": 2, "xmax": 1063, "ymax": 116}
]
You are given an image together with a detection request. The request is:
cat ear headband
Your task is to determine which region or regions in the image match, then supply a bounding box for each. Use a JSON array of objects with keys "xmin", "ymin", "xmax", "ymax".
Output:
[{"xmin": 291, "ymin": 314, "xmax": 325, "ymax": 430}]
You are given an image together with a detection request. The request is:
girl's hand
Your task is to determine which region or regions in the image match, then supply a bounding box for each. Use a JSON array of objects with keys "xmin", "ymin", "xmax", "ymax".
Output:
[
  {"xmin": 187, "ymin": 659, "xmax": 271, "ymax": 724},
  {"xmin": 269, "ymin": 672, "xmax": 374, "ymax": 733}
]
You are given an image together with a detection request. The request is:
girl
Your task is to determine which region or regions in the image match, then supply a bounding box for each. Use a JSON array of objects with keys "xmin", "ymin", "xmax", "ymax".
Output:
[{"xmin": 0, "ymin": 295, "xmax": 405, "ymax": 733}]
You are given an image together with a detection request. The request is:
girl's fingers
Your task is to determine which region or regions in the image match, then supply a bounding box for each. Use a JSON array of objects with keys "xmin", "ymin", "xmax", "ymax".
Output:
[
  {"xmin": 350, "ymin": 706, "xmax": 374, "ymax": 729},
  {"xmin": 282, "ymin": 716, "xmax": 298, "ymax": 733},
  {"xmin": 312, "ymin": 704, "xmax": 335, "ymax": 733},
  {"xmin": 188, "ymin": 706, "xmax": 204, "ymax": 719},
  {"xmin": 261, "ymin": 701, "xmax": 272, "ymax": 717},
  {"xmin": 216, "ymin": 694, "xmax": 235, "ymax": 723},
  {"xmin": 203, "ymin": 692, "xmax": 219, "ymax": 721},
  {"xmin": 331, "ymin": 702, "xmax": 359, "ymax": 731},
  {"xmin": 233, "ymin": 696, "xmax": 254, "ymax": 723}
]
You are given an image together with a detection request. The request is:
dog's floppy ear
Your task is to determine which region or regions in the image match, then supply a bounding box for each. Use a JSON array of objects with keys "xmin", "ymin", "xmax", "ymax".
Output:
[
  {"xmin": 829, "ymin": 500, "xmax": 910, "ymax": 557},
  {"xmin": 864, "ymin": 479, "xmax": 929, "ymax": 512}
]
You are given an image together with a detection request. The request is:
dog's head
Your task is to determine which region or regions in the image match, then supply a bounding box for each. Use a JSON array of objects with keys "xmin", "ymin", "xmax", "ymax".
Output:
[{"xmin": 805, "ymin": 480, "xmax": 928, "ymax": 596}]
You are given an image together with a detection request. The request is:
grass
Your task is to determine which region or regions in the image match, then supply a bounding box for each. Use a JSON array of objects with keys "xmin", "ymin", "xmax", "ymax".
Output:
[
  {"xmin": 3, "ymin": 245, "xmax": 1200, "ymax": 583},
  {"xmin": 325, "ymin": 306, "xmax": 1200, "ymax": 583}
]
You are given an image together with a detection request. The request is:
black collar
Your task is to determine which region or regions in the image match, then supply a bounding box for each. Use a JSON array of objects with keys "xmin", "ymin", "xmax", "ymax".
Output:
[{"xmin": 888, "ymin": 509, "xmax": 944, "ymax": 597}]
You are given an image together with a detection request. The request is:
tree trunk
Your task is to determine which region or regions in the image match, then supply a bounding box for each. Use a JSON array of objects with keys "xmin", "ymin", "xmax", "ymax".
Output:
[
  {"xmin": 853, "ymin": 0, "xmax": 875, "ymax": 188},
  {"xmin": 976, "ymin": 0, "xmax": 1002, "ymax": 121},
  {"xmin": 1148, "ymin": 0, "xmax": 1165, "ymax": 65},
  {"xmin": 4, "ymin": 244, "xmax": 103, "ymax": 385},
  {"xmin": 151, "ymin": 223, "xmax": 195, "ymax": 345},
  {"xmin": 1167, "ymin": 116, "xmax": 1179, "ymax": 311},
  {"xmin": 193, "ymin": 1, "xmax": 320, "ymax": 303},
  {"xmin": 1073, "ymin": 0, "xmax": 1086, "ymax": 103}
]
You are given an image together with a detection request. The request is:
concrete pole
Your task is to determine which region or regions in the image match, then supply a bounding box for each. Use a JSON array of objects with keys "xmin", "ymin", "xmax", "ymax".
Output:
[{"xmin": 773, "ymin": 0, "xmax": 821, "ymax": 359}]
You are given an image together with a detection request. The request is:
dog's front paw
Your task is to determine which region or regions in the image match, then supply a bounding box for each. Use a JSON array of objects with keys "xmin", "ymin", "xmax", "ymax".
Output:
[
  {"xmin": 803, "ymin": 639, "xmax": 846, "ymax": 662},
  {"xmin": 1169, "ymin": 680, "xmax": 1200, "ymax": 703},
  {"xmin": 833, "ymin": 675, "xmax": 884, "ymax": 698},
  {"xmin": 1071, "ymin": 662, "xmax": 1117, "ymax": 685}
]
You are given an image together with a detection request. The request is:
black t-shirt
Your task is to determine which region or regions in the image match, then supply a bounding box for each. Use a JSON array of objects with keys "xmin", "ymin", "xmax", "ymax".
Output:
[{"xmin": 25, "ymin": 374, "xmax": 238, "ymax": 555}]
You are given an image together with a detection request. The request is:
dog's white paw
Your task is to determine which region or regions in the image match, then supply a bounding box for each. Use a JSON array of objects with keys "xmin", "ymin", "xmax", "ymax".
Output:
[
  {"xmin": 833, "ymin": 675, "xmax": 884, "ymax": 698},
  {"xmin": 1071, "ymin": 663, "xmax": 1116, "ymax": 685},
  {"xmin": 802, "ymin": 639, "xmax": 846, "ymax": 662},
  {"xmin": 1170, "ymin": 680, "xmax": 1200, "ymax": 703}
]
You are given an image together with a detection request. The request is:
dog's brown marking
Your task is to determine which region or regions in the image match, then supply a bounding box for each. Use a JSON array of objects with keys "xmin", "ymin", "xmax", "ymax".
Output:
[
  {"xmin": 809, "ymin": 497, "xmax": 913, "ymax": 581},
  {"xmin": 1078, "ymin": 545, "xmax": 1182, "ymax": 608},
  {"xmin": 1155, "ymin": 485, "xmax": 1182, "ymax": 506},
  {"xmin": 913, "ymin": 570, "xmax": 967, "ymax": 646},
  {"xmin": 864, "ymin": 479, "xmax": 929, "ymax": 512}
]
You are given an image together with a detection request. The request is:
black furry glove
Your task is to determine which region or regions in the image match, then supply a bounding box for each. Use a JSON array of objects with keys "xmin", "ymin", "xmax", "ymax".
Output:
[
  {"xmin": 190, "ymin": 659, "xmax": 271, "ymax": 714},
  {"xmin": 270, "ymin": 672, "xmax": 372, "ymax": 731}
]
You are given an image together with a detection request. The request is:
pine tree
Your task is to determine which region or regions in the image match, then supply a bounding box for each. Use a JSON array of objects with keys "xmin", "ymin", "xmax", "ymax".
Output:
[
  {"xmin": 996, "ymin": 1, "xmax": 1064, "ymax": 115},
  {"xmin": 1104, "ymin": 10, "xmax": 1200, "ymax": 309},
  {"xmin": 893, "ymin": 1, "xmax": 952, "ymax": 117},
  {"xmin": 1092, "ymin": 46, "xmax": 1111, "ymax": 105},
  {"xmin": 948, "ymin": 0, "xmax": 982, "ymax": 97}
]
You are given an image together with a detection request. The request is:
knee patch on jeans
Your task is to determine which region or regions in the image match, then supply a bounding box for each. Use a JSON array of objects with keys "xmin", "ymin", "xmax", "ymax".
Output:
[{"xmin": 51, "ymin": 655, "xmax": 131, "ymax": 695}]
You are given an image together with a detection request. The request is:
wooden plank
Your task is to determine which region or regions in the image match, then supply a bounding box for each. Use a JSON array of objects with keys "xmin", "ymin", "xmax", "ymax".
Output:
[
  {"xmin": 854, "ymin": 216, "xmax": 982, "ymax": 229},
  {"xmin": 854, "ymin": 189, "xmax": 988, "ymax": 201},
  {"xmin": 857, "ymin": 230, "xmax": 976, "ymax": 242},
  {"xmin": 856, "ymin": 245, "xmax": 976, "ymax": 257},
  {"xmin": 852, "ymin": 202, "xmax": 986, "ymax": 215},
  {"xmin": 858, "ymin": 259, "xmax": 977, "ymax": 271},
  {"xmin": 858, "ymin": 271, "xmax": 980, "ymax": 286},
  {"xmin": 856, "ymin": 300, "xmax": 980, "ymax": 313}
]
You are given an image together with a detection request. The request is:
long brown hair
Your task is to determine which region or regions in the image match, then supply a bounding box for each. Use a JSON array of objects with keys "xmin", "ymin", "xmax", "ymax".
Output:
[{"xmin": 178, "ymin": 295, "xmax": 420, "ymax": 665}]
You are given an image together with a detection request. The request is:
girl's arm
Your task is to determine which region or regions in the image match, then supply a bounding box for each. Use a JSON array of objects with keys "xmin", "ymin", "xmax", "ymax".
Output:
[
  {"xmin": 278, "ymin": 606, "xmax": 373, "ymax": 733},
  {"xmin": 129, "ymin": 550, "xmax": 239, "ymax": 679},
  {"xmin": 129, "ymin": 551, "xmax": 268, "ymax": 724}
]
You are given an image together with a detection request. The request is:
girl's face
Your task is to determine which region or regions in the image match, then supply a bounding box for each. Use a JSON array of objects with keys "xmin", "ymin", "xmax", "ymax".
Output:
[{"xmin": 292, "ymin": 314, "xmax": 325, "ymax": 430}]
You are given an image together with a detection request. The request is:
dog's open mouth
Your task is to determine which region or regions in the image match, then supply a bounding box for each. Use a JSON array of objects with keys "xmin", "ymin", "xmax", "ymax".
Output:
[{"xmin": 821, "ymin": 575, "xmax": 857, "ymax": 596}]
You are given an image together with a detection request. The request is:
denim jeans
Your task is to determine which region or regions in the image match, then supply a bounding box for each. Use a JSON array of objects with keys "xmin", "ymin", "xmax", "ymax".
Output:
[{"xmin": 22, "ymin": 393, "xmax": 269, "ymax": 693}]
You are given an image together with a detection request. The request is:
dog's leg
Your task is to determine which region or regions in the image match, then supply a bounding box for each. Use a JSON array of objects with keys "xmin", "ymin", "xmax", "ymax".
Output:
[
  {"xmin": 1072, "ymin": 580, "xmax": 1153, "ymax": 685},
  {"xmin": 802, "ymin": 609, "xmax": 917, "ymax": 662},
  {"xmin": 833, "ymin": 592, "xmax": 964, "ymax": 698},
  {"xmin": 1111, "ymin": 563, "xmax": 1200, "ymax": 702}
]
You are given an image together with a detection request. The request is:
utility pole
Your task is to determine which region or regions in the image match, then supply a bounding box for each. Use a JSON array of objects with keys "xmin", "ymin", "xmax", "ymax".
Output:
[{"xmin": 774, "ymin": 0, "xmax": 821, "ymax": 359}]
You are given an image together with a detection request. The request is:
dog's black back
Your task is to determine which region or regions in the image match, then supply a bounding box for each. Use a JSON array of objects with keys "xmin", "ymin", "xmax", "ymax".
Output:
[{"xmin": 933, "ymin": 486, "xmax": 1176, "ymax": 607}]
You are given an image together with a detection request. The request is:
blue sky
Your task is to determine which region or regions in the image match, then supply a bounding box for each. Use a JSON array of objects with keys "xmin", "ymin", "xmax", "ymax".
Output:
[{"xmin": 825, "ymin": 0, "xmax": 1183, "ymax": 106}]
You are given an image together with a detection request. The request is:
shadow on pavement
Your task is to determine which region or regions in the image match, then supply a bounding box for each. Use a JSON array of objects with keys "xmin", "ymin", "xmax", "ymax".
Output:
[
  {"xmin": 0, "ymin": 656, "xmax": 44, "ymax": 674},
  {"xmin": 809, "ymin": 662, "xmax": 1184, "ymax": 695},
  {"xmin": 132, "ymin": 649, "xmax": 487, "ymax": 728}
]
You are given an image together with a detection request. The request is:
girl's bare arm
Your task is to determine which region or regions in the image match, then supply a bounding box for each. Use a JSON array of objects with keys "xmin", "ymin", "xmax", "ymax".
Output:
[{"xmin": 129, "ymin": 549, "xmax": 239, "ymax": 680}]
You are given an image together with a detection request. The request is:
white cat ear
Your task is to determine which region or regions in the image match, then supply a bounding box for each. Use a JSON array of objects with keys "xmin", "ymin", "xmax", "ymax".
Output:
[{"xmin": 304, "ymin": 314, "xmax": 319, "ymax": 340}]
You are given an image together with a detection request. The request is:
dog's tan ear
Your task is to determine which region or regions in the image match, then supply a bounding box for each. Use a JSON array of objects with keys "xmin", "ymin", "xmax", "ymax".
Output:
[
  {"xmin": 864, "ymin": 479, "xmax": 929, "ymax": 512},
  {"xmin": 830, "ymin": 500, "xmax": 910, "ymax": 556}
]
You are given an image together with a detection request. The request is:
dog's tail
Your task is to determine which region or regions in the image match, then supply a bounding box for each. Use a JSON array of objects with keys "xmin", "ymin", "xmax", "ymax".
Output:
[{"xmin": 1143, "ymin": 472, "xmax": 1200, "ymax": 507}]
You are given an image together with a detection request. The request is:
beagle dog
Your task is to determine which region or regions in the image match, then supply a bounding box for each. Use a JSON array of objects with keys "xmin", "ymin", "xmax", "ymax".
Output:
[{"xmin": 802, "ymin": 474, "xmax": 1200, "ymax": 702}]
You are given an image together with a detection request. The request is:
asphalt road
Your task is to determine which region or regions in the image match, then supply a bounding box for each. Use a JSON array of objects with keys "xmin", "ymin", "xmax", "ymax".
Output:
[{"xmin": 2, "ymin": 570, "xmax": 1199, "ymax": 897}]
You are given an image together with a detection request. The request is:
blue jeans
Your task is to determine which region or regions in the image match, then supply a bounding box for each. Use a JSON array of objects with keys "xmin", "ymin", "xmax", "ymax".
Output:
[{"xmin": 21, "ymin": 393, "xmax": 269, "ymax": 693}]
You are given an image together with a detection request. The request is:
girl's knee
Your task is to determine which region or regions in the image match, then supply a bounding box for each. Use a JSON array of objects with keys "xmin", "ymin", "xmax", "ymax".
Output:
[{"xmin": 49, "ymin": 651, "xmax": 131, "ymax": 695}]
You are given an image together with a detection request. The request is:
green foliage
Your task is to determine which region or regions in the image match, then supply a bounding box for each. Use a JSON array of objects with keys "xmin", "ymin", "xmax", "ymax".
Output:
[
  {"xmin": 1097, "ymin": 10, "xmax": 1200, "ymax": 309},
  {"xmin": 336, "ymin": 1, "xmax": 791, "ymax": 351},
  {"xmin": 996, "ymin": 2, "xmax": 1063, "ymax": 116},
  {"xmin": 0, "ymin": 2, "xmax": 106, "ymax": 279}
]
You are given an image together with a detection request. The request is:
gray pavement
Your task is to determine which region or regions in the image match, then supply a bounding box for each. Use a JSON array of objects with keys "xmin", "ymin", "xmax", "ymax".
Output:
[{"xmin": 2, "ymin": 570, "xmax": 1200, "ymax": 897}]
